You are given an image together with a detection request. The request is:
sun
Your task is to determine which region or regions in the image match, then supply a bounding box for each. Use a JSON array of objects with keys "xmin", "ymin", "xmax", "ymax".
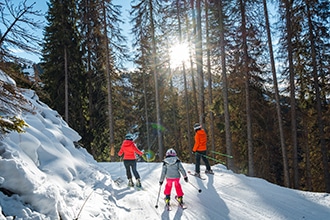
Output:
[{"xmin": 169, "ymin": 43, "xmax": 190, "ymax": 69}]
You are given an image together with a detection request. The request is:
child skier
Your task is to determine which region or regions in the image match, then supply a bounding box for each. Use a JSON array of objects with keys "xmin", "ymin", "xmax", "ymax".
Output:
[
  {"xmin": 118, "ymin": 133, "xmax": 144, "ymax": 187},
  {"xmin": 159, "ymin": 148, "xmax": 188, "ymax": 205}
]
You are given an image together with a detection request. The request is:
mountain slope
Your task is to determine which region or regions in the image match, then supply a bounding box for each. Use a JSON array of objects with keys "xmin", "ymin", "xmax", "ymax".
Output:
[{"xmin": 1, "ymin": 70, "xmax": 330, "ymax": 219}]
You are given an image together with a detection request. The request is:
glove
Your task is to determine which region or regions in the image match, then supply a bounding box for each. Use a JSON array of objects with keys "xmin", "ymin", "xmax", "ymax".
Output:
[
  {"xmin": 159, "ymin": 181, "xmax": 163, "ymax": 185},
  {"xmin": 184, "ymin": 176, "xmax": 188, "ymax": 182}
]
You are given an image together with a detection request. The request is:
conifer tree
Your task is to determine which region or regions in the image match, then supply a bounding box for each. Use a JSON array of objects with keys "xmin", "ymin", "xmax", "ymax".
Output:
[
  {"xmin": 78, "ymin": 0, "xmax": 128, "ymax": 160},
  {"xmin": 41, "ymin": 0, "xmax": 85, "ymax": 140},
  {"xmin": 131, "ymin": 0, "xmax": 165, "ymax": 159}
]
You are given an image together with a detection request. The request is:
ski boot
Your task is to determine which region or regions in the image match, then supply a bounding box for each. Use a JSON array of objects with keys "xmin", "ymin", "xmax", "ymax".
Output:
[
  {"xmin": 128, "ymin": 179, "xmax": 134, "ymax": 187},
  {"xmin": 194, "ymin": 172, "xmax": 201, "ymax": 178},
  {"xmin": 136, "ymin": 178, "xmax": 142, "ymax": 188},
  {"xmin": 205, "ymin": 170, "xmax": 214, "ymax": 175},
  {"xmin": 177, "ymin": 196, "xmax": 183, "ymax": 205},
  {"xmin": 165, "ymin": 195, "xmax": 170, "ymax": 205}
]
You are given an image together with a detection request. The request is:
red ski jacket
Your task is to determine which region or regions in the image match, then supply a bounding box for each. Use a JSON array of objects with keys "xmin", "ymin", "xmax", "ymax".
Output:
[{"xmin": 118, "ymin": 140, "xmax": 143, "ymax": 160}]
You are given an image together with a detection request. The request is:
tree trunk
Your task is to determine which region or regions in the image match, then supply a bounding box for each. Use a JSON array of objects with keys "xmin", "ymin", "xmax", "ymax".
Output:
[
  {"xmin": 190, "ymin": 0, "xmax": 200, "ymax": 123},
  {"xmin": 263, "ymin": 0, "xmax": 290, "ymax": 187},
  {"xmin": 217, "ymin": 0, "xmax": 234, "ymax": 170},
  {"xmin": 142, "ymin": 67, "xmax": 151, "ymax": 152},
  {"xmin": 180, "ymin": 0, "xmax": 193, "ymax": 163},
  {"xmin": 196, "ymin": 0, "xmax": 205, "ymax": 125},
  {"xmin": 302, "ymin": 117, "xmax": 312, "ymax": 190},
  {"xmin": 205, "ymin": 0, "xmax": 216, "ymax": 159},
  {"xmin": 283, "ymin": 0, "xmax": 299, "ymax": 189},
  {"xmin": 149, "ymin": 0, "xmax": 163, "ymax": 160},
  {"xmin": 239, "ymin": 0, "xmax": 254, "ymax": 177},
  {"xmin": 64, "ymin": 46, "xmax": 69, "ymax": 123},
  {"xmin": 306, "ymin": 0, "xmax": 330, "ymax": 192},
  {"xmin": 102, "ymin": 2, "xmax": 115, "ymax": 162}
]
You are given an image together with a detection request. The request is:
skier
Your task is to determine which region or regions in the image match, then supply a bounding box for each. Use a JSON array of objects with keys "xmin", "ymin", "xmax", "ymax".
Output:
[
  {"xmin": 159, "ymin": 148, "xmax": 188, "ymax": 205},
  {"xmin": 118, "ymin": 133, "xmax": 144, "ymax": 187},
  {"xmin": 192, "ymin": 123, "xmax": 214, "ymax": 177}
]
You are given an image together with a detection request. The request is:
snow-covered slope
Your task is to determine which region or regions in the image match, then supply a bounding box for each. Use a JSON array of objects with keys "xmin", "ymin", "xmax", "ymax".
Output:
[
  {"xmin": 0, "ymin": 72, "xmax": 115, "ymax": 219},
  {"xmin": 101, "ymin": 162, "xmax": 330, "ymax": 220},
  {"xmin": 1, "ymin": 71, "xmax": 330, "ymax": 220}
]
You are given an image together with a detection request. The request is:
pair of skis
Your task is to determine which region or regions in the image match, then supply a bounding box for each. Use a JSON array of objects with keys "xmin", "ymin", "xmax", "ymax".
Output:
[
  {"xmin": 165, "ymin": 196, "xmax": 187, "ymax": 211},
  {"xmin": 127, "ymin": 183, "xmax": 144, "ymax": 191},
  {"xmin": 131, "ymin": 185, "xmax": 144, "ymax": 191},
  {"xmin": 187, "ymin": 170, "xmax": 208, "ymax": 180},
  {"xmin": 114, "ymin": 177, "xmax": 144, "ymax": 190}
]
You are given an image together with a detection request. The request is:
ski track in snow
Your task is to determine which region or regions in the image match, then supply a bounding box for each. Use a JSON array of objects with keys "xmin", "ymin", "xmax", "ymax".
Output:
[{"xmin": 99, "ymin": 162, "xmax": 330, "ymax": 220}]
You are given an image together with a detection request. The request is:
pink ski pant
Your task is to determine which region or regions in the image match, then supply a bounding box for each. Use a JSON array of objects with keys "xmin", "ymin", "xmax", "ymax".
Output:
[{"xmin": 164, "ymin": 178, "xmax": 184, "ymax": 197}]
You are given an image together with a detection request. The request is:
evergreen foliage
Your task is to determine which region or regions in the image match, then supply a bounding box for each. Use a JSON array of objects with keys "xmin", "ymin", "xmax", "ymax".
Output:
[
  {"xmin": 41, "ymin": 0, "xmax": 87, "ymax": 157},
  {"xmin": 0, "ymin": 74, "xmax": 29, "ymax": 139}
]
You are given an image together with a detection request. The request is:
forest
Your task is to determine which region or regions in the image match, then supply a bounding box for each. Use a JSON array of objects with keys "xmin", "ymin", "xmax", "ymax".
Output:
[{"xmin": 0, "ymin": 0, "xmax": 329, "ymax": 193}]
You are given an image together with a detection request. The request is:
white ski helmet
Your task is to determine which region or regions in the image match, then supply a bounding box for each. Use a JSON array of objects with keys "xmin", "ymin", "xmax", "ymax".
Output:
[
  {"xmin": 193, "ymin": 123, "xmax": 202, "ymax": 130},
  {"xmin": 166, "ymin": 148, "xmax": 177, "ymax": 157}
]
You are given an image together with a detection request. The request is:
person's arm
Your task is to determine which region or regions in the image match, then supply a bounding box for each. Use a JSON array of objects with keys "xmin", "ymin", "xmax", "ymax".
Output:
[
  {"xmin": 193, "ymin": 133, "xmax": 199, "ymax": 152},
  {"xmin": 178, "ymin": 161, "xmax": 188, "ymax": 182},
  {"xmin": 118, "ymin": 146, "xmax": 123, "ymax": 156},
  {"xmin": 159, "ymin": 162, "xmax": 167, "ymax": 184},
  {"xmin": 133, "ymin": 143, "xmax": 144, "ymax": 156},
  {"xmin": 178, "ymin": 161, "xmax": 187, "ymax": 177}
]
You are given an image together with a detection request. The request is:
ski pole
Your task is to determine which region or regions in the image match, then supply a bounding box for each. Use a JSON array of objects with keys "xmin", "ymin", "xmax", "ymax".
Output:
[
  {"xmin": 74, "ymin": 190, "xmax": 93, "ymax": 220},
  {"xmin": 155, "ymin": 184, "xmax": 162, "ymax": 208},
  {"xmin": 210, "ymin": 150, "xmax": 233, "ymax": 158},
  {"xmin": 194, "ymin": 152, "xmax": 226, "ymax": 165},
  {"xmin": 119, "ymin": 157, "xmax": 124, "ymax": 180},
  {"xmin": 188, "ymin": 181, "xmax": 202, "ymax": 193},
  {"xmin": 119, "ymin": 157, "xmax": 122, "ymax": 174},
  {"xmin": 113, "ymin": 157, "xmax": 124, "ymax": 185}
]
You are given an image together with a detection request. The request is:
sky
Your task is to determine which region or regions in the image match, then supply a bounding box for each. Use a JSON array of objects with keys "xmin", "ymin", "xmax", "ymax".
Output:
[
  {"xmin": 1, "ymin": 69, "xmax": 330, "ymax": 219},
  {"xmin": 16, "ymin": 0, "xmax": 132, "ymax": 65}
]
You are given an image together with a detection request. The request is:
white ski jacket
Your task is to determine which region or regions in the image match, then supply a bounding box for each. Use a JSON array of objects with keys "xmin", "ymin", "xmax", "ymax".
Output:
[{"xmin": 160, "ymin": 156, "xmax": 187, "ymax": 182}]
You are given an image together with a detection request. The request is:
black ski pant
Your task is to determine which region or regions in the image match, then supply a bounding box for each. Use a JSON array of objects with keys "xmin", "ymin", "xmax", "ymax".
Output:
[
  {"xmin": 124, "ymin": 159, "xmax": 140, "ymax": 180},
  {"xmin": 195, "ymin": 151, "xmax": 211, "ymax": 174}
]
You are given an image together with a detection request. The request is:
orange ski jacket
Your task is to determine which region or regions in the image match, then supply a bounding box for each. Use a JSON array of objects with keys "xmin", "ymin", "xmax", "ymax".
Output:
[{"xmin": 193, "ymin": 129, "xmax": 208, "ymax": 152}]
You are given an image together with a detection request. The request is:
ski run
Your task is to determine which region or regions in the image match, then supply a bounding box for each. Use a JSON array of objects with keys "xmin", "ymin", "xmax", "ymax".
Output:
[
  {"xmin": 1, "ymin": 70, "xmax": 330, "ymax": 219},
  {"xmin": 100, "ymin": 162, "xmax": 330, "ymax": 220}
]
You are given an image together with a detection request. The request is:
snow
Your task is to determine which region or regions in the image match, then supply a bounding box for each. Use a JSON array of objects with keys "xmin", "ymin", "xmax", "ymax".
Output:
[
  {"xmin": 1, "ymin": 70, "xmax": 330, "ymax": 219},
  {"xmin": 0, "ymin": 70, "xmax": 16, "ymax": 86}
]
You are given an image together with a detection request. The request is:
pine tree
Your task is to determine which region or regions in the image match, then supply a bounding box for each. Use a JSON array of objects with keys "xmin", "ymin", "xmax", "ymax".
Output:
[
  {"xmin": 41, "ymin": 0, "xmax": 86, "ymax": 140},
  {"xmin": 131, "ymin": 0, "xmax": 165, "ymax": 160},
  {"xmin": 78, "ymin": 0, "xmax": 128, "ymax": 160}
]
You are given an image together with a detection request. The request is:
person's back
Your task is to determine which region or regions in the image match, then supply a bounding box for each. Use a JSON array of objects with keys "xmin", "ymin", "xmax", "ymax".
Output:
[
  {"xmin": 119, "ymin": 139, "xmax": 140, "ymax": 160},
  {"xmin": 162, "ymin": 156, "xmax": 186, "ymax": 179},
  {"xmin": 193, "ymin": 129, "xmax": 207, "ymax": 152}
]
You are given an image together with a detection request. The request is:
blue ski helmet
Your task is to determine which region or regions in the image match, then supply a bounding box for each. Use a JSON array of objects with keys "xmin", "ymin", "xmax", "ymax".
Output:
[{"xmin": 125, "ymin": 133, "xmax": 134, "ymax": 140}]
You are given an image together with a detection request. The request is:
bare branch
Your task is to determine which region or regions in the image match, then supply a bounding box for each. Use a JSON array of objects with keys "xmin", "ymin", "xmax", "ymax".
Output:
[{"xmin": 0, "ymin": 0, "xmax": 44, "ymax": 63}]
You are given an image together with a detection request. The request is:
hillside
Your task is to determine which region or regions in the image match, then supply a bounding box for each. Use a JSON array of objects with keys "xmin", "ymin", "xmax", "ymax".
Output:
[{"xmin": 0, "ymin": 71, "xmax": 330, "ymax": 219}]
